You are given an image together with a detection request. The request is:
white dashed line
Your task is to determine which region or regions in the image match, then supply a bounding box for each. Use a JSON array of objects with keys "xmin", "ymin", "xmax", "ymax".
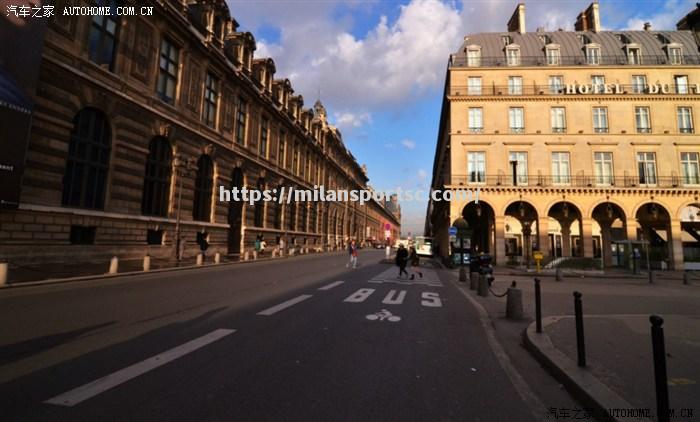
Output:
[
  {"xmin": 45, "ymin": 329, "xmax": 236, "ymax": 407},
  {"xmin": 318, "ymin": 281, "xmax": 345, "ymax": 291},
  {"xmin": 257, "ymin": 294, "xmax": 313, "ymax": 316}
]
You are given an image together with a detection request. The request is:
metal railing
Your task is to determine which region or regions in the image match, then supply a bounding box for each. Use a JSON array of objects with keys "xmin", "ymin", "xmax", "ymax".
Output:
[
  {"xmin": 449, "ymin": 84, "xmax": 697, "ymax": 97},
  {"xmin": 449, "ymin": 54, "xmax": 700, "ymax": 68},
  {"xmin": 448, "ymin": 174, "xmax": 700, "ymax": 188}
]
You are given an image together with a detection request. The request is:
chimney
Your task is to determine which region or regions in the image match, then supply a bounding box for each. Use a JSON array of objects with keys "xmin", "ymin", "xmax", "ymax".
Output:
[
  {"xmin": 643, "ymin": 22, "xmax": 652, "ymax": 31},
  {"xmin": 574, "ymin": 2, "xmax": 601, "ymax": 33},
  {"xmin": 507, "ymin": 3, "xmax": 526, "ymax": 34}
]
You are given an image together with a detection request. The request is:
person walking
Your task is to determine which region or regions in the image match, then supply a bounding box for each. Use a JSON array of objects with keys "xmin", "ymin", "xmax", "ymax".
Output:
[
  {"xmin": 396, "ymin": 244, "xmax": 409, "ymax": 279},
  {"xmin": 347, "ymin": 239, "xmax": 358, "ymax": 268},
  {"xmin": 408, "ymin": 246, "xmax": 423, "ymax": 280}
]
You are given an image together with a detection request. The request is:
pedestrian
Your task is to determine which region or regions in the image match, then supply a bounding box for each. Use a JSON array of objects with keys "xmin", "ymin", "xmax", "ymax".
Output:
[
  {"xmin": 260, "ymin": 238, "xmax": 267, "ymax": 254},
  {"xmin": 254, "ymin": 235, "xmax": 261, "ymax": 254},
  {"xmin": 199, "ymin": 234, "xmax": 209, "ymax": 262},
  {"xmin": 396, "ymin": 244, "xmax": 409, "ymax": 279},
  {"xmin": 347, "ymin": 239, "xmax": 358, "ymax": 268},
  {"xmin": 178, "ymin": 234, "xmax": 187, "ymax": 262},
  {"xmin": 409, "ymin": 246, "xmax": 423, "ymax": 280}
]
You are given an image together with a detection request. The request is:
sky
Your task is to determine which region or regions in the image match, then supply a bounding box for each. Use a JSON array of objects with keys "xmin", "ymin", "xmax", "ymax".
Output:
[{"xmin": 226, "ymin": 0, "xmax": 697, "ymax": 236}]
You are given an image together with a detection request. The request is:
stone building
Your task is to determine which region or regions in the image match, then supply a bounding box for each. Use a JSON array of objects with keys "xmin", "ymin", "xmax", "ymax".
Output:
[
  {"xmin": 427, "ymin": 2, "xmax": 700, "ymax": 270},
  {"xmin": 0, "ymin": 0, "xmax": 399, "ymax": 265}
]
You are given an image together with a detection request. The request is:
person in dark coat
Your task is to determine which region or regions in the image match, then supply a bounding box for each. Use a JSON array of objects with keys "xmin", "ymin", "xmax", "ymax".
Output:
[
  {"xmin": 408, "ymin": 246, "xmax": 423, "ymax": 280},
  {"xmin": 395, "ymin": 244, "xmax": 409, "ymax": 279}
]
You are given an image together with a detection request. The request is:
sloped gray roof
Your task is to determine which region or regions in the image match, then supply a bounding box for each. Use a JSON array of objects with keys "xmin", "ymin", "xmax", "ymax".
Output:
[{"xmin": 454, "ymin": 30, "xmax": 700, "ymax": 65}]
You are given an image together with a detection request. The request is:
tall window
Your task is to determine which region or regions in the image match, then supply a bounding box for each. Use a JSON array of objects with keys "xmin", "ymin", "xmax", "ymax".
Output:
[
  {"xmin": 235, "ymin": 97, "xmax": 247, "ymax": 144},
  {"xmin": 62, "ymin": 108, "xmax": 112, "ymax": 210},
  {"xmin": 254, "ymin": 178, "xmax": 265, "ymax": 227},
  {"xmin": 593, "ymin": 107, "xmax": 608, "ymax": 133},
  {"xmin": 551, "ymin": 152, "xmax": 570, "ymax": 185},
  {"xmin": 278, "ymin": 130, "xmax": 286, "ymax": 167},
  {"xmin": 288, "ymin": 195, "xmax": 297, "ymax": 231},
  {"xmin": 156, "ymin": 38, "xmax": 179, "ymax": 104},
  {"xmin": 141, "ymin": 137, "xmax": 172, "ymax": 216},
  {"xmin": 681, "ymin": 152, "xmax": 700, "ymax": 185},
  {"xmin": 668, "ymin": 47, "xmax": 682, "ymax": 65},
  {"xmin": 591, "ymin": 75, "xmax": 605, "ymax": 94},
  {"xmin": 593, "ymin": 152, "xmax": 613, "ymax": 185},
  {"xmin": 635, "ymin": 107, "xmax": 651, "ymax": 133},
  {"xmin": 551, "ymin": 107, "xmax": 566, "ymax": 133},
  {"xmin": 468, "ymin": 108, "xmax": 483, "ymax": 133},
  {"xmin": 292, "ymin": 144, "xmax": 299, "ymax": 175},
  {"xmin": 274, "ymin": 184, "xmax": 283, "ymax": 229},
  {"xmin": 675, "ymin": 75, "xmax": 689, "ymax": 94},
  {"xmin": 506, "ymin": 47, "xmax": 520, "ymax": 66},
  {"xmin": 88, "ymin": 0, "xmax": 119, "ymax": 69},
  {"xmin": 678, "ymin": 107, "xmax": 694, "ymax": 133},
  {"xmin": 509, "ymin": 152, "xmax": 528, "ymax": 185},
  {"xmin": 467, "ymin": 152, "xmax": 485, "ymax": 183},
  {"xmin": 193, "ymin": 155, "xmax": 213, "ymax": 221},
  {"xmin": 259, "ymin": 118, "xmax": 268, "ymax": 157},
  {"xmin": 467, "ymin": 48, "xmax": 481, "ymax": 67},
  {"xmin": 508, "ymin": 76, "xmax": 522, "ymax": 95},
  {"xmin": 627, "ymin": 47, "xmax": 641, "ymax": 65},
  {"xmin": 468, "ymin": 77, "xmax": 482, "ymax": 95},
  {"xmin": 546, "ymin": 47, "xmax": 560, "ymax": 65},
  {"xmin": 549, "ymin": 76, "xmax": 564, "ymax": 94},
  {"xmin": 300, "ymin": 202, "xmax": 308, "ymax": 232},
  {"xmin": 203, "ymin": 72, "xmax": 219, "ymax": 127},
  {"xmin": 509, "ymin": 107, "xmax": 524, "ymax": 133},
  {"xmin": 631, "ymin": 75, "xmax": 647, "ymax": 93},
  {"xmin": 637, "ymin": 152, "xmax": 657, "ymax": 185},
  {"xmin": 585, "ymin": 46, "xmax": 601, "ymax": 65}
]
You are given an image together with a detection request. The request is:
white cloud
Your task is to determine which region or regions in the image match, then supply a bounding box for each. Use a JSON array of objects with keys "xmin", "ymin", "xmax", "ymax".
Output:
[
  {"xmin": 623, "ymin": 0, "xmax": 695, "ymax": 30},
  {"xmin": 417, "ymin": 168, "xmax": 428, "ymax": 181},
  {"xmin": 333, "ymin": 111, "xmax": 372, "ymax": 130},
  {"xmin": 401, "ymin": 139, "xmax": 416, "ymax": 150}
]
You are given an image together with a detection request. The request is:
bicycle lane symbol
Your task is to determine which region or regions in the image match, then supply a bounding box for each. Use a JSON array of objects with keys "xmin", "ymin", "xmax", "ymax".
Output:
[{"xmin": 366, "ymin": 309, "xmax": 401, "ymax": 322}]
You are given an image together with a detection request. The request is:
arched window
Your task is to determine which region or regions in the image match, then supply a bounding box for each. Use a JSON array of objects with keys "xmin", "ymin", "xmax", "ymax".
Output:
[
  {"xmin": 300, "ymin": 201, "xmax": 308, "ymax": 232},
  {"xmin": 62, "ymin": 108, "xmax": 112, "ymax": 209},
  {"xmin": 254, "ymin": 177, "xmax": 265, "ymax": 227},
  {"xmin": 193, "ymin": 155, "xmax": 213, "ymax": 221},
  {"xmin": 141, "ymin": 137, "xmax": 172, "ymax": 216},
  {"xmin": 273, "ymin": 184, "xmax": 283, "ymax": 229}
]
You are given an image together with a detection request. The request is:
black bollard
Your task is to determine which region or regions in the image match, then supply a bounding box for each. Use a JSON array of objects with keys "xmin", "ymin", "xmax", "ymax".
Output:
[
  {"xmin": 535, "ymin": 278, "xmax": 542, "ymax": 333},
  {"xmin": 650, "ymin": 315, "xmax": 670, "ymax": 422},
  {"xmin": 574, "ymin": 291, "xmax": 586, "ymax": 367}
]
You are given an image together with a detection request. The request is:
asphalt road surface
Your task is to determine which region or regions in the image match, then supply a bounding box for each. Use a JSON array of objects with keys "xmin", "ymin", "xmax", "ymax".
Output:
[{"xmin": 0, "ymin": 250, "xmax": 538, "ymax": 421}]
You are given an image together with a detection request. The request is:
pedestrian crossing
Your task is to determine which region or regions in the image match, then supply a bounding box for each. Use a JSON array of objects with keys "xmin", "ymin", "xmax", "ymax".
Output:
[{"xmin": 367, "ymin": 266, "xmax": 442, "ymax": 287}]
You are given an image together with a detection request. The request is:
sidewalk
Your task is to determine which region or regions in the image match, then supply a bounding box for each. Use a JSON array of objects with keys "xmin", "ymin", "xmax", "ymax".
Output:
[{"xmin": 449, "ymin": 268, "xmax": 700, "ymax": 421}]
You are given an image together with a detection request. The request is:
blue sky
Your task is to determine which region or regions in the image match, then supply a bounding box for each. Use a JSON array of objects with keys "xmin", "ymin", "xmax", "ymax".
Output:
[{"xmin": 226, "ymin": 0, "xmax": 696, "ymax": 235}]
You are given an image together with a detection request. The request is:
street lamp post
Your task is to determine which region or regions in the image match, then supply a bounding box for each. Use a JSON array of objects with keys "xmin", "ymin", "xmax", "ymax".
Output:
[
  {"xmin": 173, "ymin": 155, "xmax": 197, "ymax": 263},
  {"xmin": 453, "ymin": 217, "xmax": 471, "ymax": 282},
  {"xmin": 510, "ymin": 160, "xmax": 518, "ymax": 186}
]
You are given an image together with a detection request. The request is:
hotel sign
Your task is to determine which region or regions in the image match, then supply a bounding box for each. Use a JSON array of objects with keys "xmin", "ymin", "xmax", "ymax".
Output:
[{"xmin": 564, "ymin": 83, "xmax": 700, "ymax": 95}]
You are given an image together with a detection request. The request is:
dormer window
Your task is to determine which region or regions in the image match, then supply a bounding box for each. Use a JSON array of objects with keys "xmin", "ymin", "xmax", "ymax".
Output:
[
  {"xmin": 666, "ymin": 44, "xmax": 683, "ymax": 65},
  {"xmin": 578, "ymin": 34, "xmax": 591, "ymax": 45},
  {"xmin": 538, "ymin": 34, "xmax": 552, "ymax": 44},
  {"xmin": 501, "ymin": 35, "xmax": 512, "ymax": 46},
  {"xmin": 585, "ymin": 44, "xmax": 601, "ymax": 65},
  {"xmin": 506, "ymin": 45, "xmax": 520, "ymax": 66},
  {"xmin": 466, "ymin": 46, "xmax": 481, "ymax": 67},
  {"xmin": 545, "ymin": 45, "xmax": 561, "ymax": 65},
  {"xmin": 625, "ymin": 44, "xmax": 641, "ymax": 65}
]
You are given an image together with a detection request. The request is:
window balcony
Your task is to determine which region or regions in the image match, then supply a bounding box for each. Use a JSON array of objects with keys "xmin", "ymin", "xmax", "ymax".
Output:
[
  {"xmin": 594, "ymin": 127, "xmax": 609, "ymax": 134},
  {"xmin": 551, "ymin": 127, "xmax": 567, "ymax": 134},
  {"xmin": 468, "ymin": 127, "xmax": 484, "ymax": 134},
  {"xmin": 680, "ymin": 127, "xmax": 695, "ymax": 134},
  {"xmin": 448, "ymin": 54, "xmax": 700, "ymax": 68},
  {"xmin": 448, "ymin": 174, "xmax": 683, "ymax": 188},
  {"xmin": 510, "ymin": 127, "xmax": 525, "ymax": 134},
  {"xmin": 636, "ymin": 127, "xmax": 652, "ymax": 134}
]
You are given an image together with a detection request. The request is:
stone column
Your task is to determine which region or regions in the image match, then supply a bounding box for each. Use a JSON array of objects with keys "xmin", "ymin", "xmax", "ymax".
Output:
[
  {"xmin": 537, "ymin": 216, "xmax": 549, "ymax": 257},
  {"xmin": 599, "ymin": 220, "xmax": 613, "ymax": 267},
  {"xmin": 582, "ymin": 218, "xmax": 594, "ymax": 258},
  {"xmin": 495, "ymin": 216, "xmax": 506, "ymax": 265},
  {"xmin": 670, "ymin": 219, "xmax": 684, "ymax": 270},
  {"xmin": 561, "ymin": 223, "xmax": 572, "ymax": 257},
  {"xmin": 626, "ymin": 219, "xmax": 638, "ymax": 241},
  {"xmin": 522, "ymin": 221, "xmax": 532, "ymax": 268}
]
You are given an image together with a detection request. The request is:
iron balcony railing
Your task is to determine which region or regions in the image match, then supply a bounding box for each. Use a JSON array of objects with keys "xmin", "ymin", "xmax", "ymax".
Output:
[
  {"xmin": 448, "ymin": 174, "xmax": 700, "ymax": 188},
  {"xmin": 449, "ymin": 54, "xmax": 700, "ymax": 68},
  {"xmin": 449, "ymin": 84, "xmax": 697, "ymax": 96}
]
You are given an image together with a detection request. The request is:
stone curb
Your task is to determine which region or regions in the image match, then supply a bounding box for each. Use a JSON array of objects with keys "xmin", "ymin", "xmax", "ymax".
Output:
[
  {"xmin": 523, "ymin": 316, "xmax": 652, "ymax": 422},
  {"xmin": 0, "ymin": 250, "xmax": 349, "ymax": 290}
]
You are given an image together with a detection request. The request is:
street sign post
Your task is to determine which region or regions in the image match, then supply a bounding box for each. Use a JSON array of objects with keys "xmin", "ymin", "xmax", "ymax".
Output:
[
  {"xmin": 448, "ymin": 226, "xmax": 457, "ymax": 236},
  {"xmin": 533, "ymin": 251, "xmax": 544, "ymax": 273}
]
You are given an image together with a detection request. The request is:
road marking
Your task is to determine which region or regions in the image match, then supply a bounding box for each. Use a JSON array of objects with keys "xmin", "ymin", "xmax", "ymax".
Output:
[
  {"xmin": 366, "ymin": 309, "xmax": 401, "ymax": 322},
  {"xmin": 382, "ymin": 290, "xmax": 406, "ymax": 305},
  {"xmin": 44, "ymin": 329, "xmax": 235, "ymax": 407},
  {"xmin": 318, "ymin": 281, "xmax": 345, "ymax": 291},
  {"xmin": 343, "ymin": 288, "xmax": 375, "ymax": 303},
  {"xmin": 367, "ymin": 267, "xmax": 442, "ymax": 287},
  {"xmin": 421, "ymin": 292, "xmax": 442, "ymax": 307},
  {"xmin": 257, "ymin": 294, "xmax": 313, "ymax": 316},
  {"xmin": 368, "ymin": 279, "xmax": 442, "ymax": 287}
]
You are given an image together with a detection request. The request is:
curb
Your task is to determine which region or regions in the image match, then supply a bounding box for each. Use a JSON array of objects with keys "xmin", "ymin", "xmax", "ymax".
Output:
[
  {"xmin": 523, "ymin": 316, "xmax": 652, "ymax": 422},
  {"xmin": 0, "ymin": 250, "xmax": 349, "ymax": 290}
]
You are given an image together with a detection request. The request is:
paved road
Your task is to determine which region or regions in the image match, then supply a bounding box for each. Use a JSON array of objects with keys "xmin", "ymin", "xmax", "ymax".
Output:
[{"xmin": 0, "ymin": 250, "xmax": 538, "ymax": 421}]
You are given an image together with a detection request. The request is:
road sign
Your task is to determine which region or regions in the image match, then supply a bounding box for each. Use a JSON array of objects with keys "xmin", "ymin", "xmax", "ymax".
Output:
[
  {"xmin": 448, "ymin": 226, "xmax": 457, "ymax": 236},
  {"xmin": 385, "ymin": 230, "xmax": 391, "ymax": 238},
  {"xmin": 533, "ymin": 251, "xmax": 544, "ymax": 260},
  {"xmin": 384, "ymin": 223, "xmax": 391, "ymax": 230}
]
